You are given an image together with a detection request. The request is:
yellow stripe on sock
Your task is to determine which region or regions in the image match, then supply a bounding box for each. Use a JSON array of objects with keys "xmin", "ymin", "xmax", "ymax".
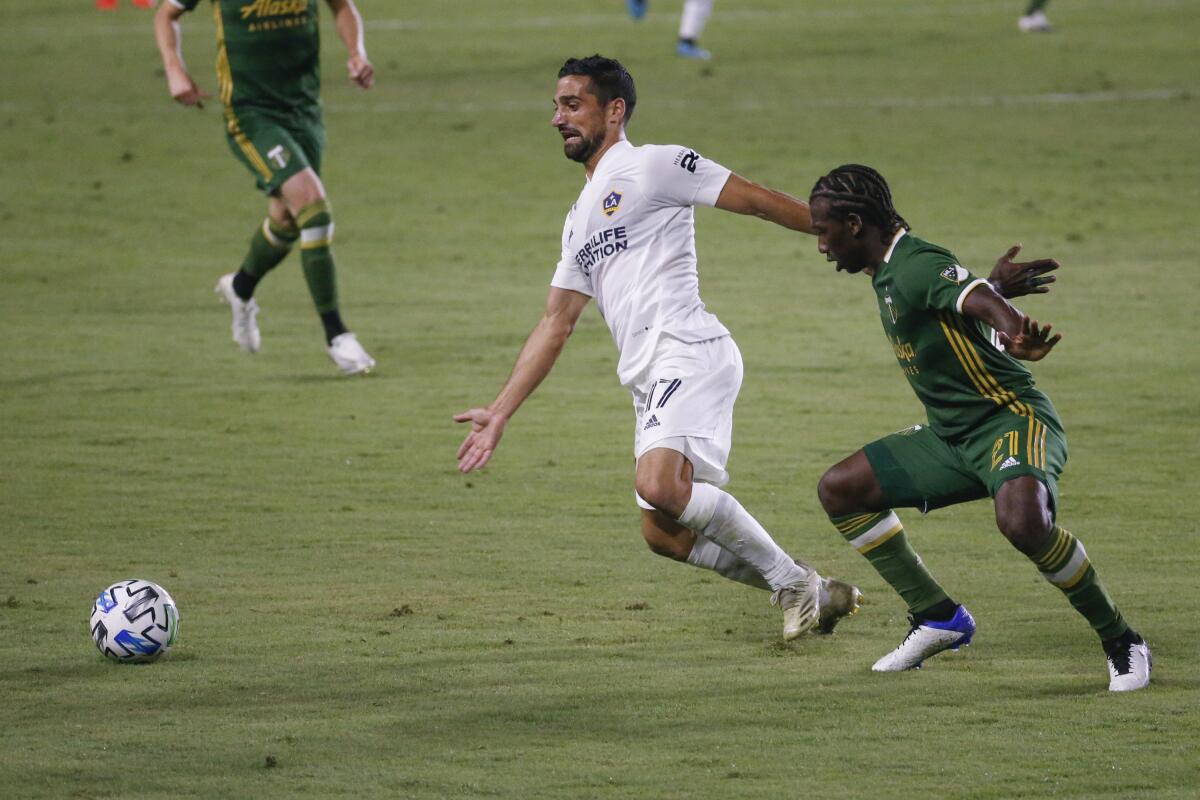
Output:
[
  {"xmin": 296, "ymin": 199, "xmax": 331, "ymax": 228},
  {"xmin": 1057, "ymin": 560, "xmax": 1092, "ymax": 589},
  {"xmin": 1036, "ymin": 528, "xmax": 1072, "ymax": 571},
  {"xmin": 857, "ymin": 523, "xmax": 903, "ymax": 554},
  {"xmin": 836, "ymin": 513, "xmax": 880, "ymax": 534}
]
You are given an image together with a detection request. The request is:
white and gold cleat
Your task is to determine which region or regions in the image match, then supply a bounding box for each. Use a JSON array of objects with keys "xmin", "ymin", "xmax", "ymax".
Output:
[
  {"xmin": 771, "ymin": 577, "xmax": 821, "ymax": 641},
  {"xmin": 818, "ymin": 578, "xmax": 863, "ymax": 634}
]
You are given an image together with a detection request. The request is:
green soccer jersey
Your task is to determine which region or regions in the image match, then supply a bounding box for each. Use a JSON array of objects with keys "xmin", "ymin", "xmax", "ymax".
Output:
[
  {"xmin": 872, "ymin": 231, "xmax": 1057, "ymax": 440},
  {"xmin": 178, "ymin": 0, "xmax": 321, "ymax": 114}
]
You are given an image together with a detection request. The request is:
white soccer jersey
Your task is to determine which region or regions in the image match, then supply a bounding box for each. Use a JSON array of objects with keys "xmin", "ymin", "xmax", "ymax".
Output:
[{"xmin": 550, "ymin": 140, "xmax": 733, "ymax": 387}]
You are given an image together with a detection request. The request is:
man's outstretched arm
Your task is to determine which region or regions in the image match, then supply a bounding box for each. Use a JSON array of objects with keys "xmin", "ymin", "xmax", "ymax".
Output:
[
  {"xmin": 961, "ymin": 283, "xmax": 1061, "ymax": 362},
  {"xmin": 987, "ymin": 244, "xmax": 1059, "ymax": 299},
  {"xmin": 326, "ymin": 0, "xmax": 374, "ymax": 89},
  {"xmin": 154, "ymin": 1, "xmax": 208, "ymax": 106},
  {"xmin": 713, "ymin": 173, "xmax": 815, "ymax": 234},
  {"xmin": 454, "ymin": 287, "xmax": 591, "ymax": 473}
]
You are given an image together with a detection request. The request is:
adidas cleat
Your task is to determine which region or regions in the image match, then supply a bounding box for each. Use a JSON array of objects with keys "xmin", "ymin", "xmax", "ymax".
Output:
[
  {"xmin": 215, "ymin": 272, "xmax": 261, "ymax": 353},
  {"xmin": 872, "ymin": 605, "xmax": 976, "ymax": 672},
  {"xmin": 817, "ymin": 578, "xmax": 863, "ymax": 634},
  {"xmin": 627, "ymin": 0, "xmax": 647, "ymax": 20},
  {"xmin": 1104, "ymin": 631, "xmax": 1152, "ymax": 692},
  {"xmin": 771, "ymin": 576, "xmax": 821, "ymax": 641}
]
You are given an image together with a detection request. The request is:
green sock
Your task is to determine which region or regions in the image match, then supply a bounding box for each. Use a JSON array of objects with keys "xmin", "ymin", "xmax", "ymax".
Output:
[
  {"xmin": 833, "ymin": 511, "xmax": 950, "ymax": 616},
  {"xmin": 240, "ymin": 218, "xmax": 297, "ymax": 279},
  {"xmin": 297, "ymin": 199, "xmax": 339, "ymax": 315},
  {"xmin": 1030, "ymin": 525, "xmax": 1128, "ymax": 640},
  {"xmin": 1025, "ymin": 0, "xmax": 1048, "ymax": 13}
]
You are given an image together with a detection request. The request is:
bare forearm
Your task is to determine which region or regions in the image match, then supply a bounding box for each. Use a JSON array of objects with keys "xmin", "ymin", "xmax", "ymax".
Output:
[
  {"xmin": 962, "ymin": 283, "xmax": 1024, "ymax": 336},
  {"xmin": 331, "ymin": 0, "xmax": 367, "ymax": 58},
  {"xmin": 751, "ymin": 187, "xmax": 814, "ymax": 233},
  {"xmin": 488, "ymin": 319, "xmax": 572, "ymax": 420},
  {"xmin": 153, "ymin": 6, "xmax": 185, "ymax": 72},
  {"xmin": 714, "ymin": 173, "xmax": 815, "ymax": 234}
]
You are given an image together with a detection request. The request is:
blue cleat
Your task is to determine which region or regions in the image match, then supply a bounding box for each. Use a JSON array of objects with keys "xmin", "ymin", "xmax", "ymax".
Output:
[
  {"xmin": 676, "ymin": 39, "xmax": 712, "ymax": 60},
  {"xmin": 628, "ymin": 0, "xmax": 647, "ymax": 20},
  {"xmin": 872, "ymin": 605, "xmax": 976, "ymax": 672}
]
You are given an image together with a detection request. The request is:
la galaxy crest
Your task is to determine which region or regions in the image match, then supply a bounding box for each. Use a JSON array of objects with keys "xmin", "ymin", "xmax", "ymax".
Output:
[{"xmin": 602, "ymin": 190, "xmax": 622, "ymax": 217}]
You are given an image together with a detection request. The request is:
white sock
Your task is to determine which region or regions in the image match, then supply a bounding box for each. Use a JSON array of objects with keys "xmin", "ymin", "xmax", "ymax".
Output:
[
  {"xmin": 679, "ymin": 0, "xmax": 713, "ymax": 40},
  {"xmin": 678, "ymin": 483, "xmax": 809, "ymax": 591},
  {"xmin": 686, "ymin": 535, "xmax": 770, "ymax": 590}
]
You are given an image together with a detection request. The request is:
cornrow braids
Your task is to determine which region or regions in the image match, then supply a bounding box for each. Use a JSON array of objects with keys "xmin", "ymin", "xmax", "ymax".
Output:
[{"xmin": 810, "ymin": 164, "xmax": 909, "ymax": 233}]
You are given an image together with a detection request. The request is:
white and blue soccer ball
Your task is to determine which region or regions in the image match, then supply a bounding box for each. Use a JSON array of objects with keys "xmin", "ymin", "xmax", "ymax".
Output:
[{"xmin": 89, "ymin": 579, "xmax": 179, "ymax": 663}]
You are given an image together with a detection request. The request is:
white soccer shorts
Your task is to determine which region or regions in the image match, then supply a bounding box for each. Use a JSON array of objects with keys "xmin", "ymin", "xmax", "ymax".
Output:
[{"xmin": 631, "ymin": 335, "xmax": 743, "ymax": 510}]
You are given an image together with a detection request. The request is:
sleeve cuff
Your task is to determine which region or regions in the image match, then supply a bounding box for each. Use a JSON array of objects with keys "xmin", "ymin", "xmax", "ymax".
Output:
[
  {"xmin": 693, "ymin": 166, "xmax": 733, "ymax": 208},
  {"xmin": 549, "ymin": 277, "xmax": 594, "ymax": 297},
  {"xmin": 955, "ymin": 278, "xmax": 989, "ymax": 314}
]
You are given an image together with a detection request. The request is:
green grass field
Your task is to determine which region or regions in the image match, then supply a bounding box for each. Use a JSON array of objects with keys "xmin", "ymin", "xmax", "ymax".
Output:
[{"xmin": 2, "ymin": 0, "xmax": 1199, "ymax": 796}]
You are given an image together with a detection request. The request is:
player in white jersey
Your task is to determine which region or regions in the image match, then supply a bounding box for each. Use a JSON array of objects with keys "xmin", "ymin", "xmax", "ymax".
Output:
[
  {"xmin": 454, "ymin": 55, "xmax": 862, "ymax": 641},
  {"xmin": 628, "ymin": 0, "xmax": 716, "ymax": 60}
]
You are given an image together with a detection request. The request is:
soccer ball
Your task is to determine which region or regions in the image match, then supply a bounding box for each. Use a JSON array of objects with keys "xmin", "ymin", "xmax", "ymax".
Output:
[{"xmin": 89, "ymin": 579, "xmax": 180, "ymax": 663}]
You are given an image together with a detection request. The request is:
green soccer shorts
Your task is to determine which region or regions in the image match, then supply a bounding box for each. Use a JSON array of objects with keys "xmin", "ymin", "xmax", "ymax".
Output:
[
  {"xmin": 863, "ymin": 412, "xmax": 1068, "ymax": 515},
  {"xmin": 222, "ymin": 105, "xmax": 325, "ymax": 194}
]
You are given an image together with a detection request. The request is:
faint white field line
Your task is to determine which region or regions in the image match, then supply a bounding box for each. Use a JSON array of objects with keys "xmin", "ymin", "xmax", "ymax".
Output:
[
  {"xmin": 1, "ymin": 87, "xmax": 1191, "ymax": 118},
  {"xmin": 5, "ymin": 0, "xmax": 1194, "ymax": 37},
  {"xmin": 329, "ymin": 86, "xmax": 1195, "ymax": 113}
]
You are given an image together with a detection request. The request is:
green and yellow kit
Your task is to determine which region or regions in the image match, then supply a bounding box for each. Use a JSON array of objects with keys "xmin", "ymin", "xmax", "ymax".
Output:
[
  {"xmin": 862, "ymin": 231, "xmax": 1068, "ymax": 512},
  {"xmin": 176, "ymin": 0, "xmax": 325, "ymax": 192}
]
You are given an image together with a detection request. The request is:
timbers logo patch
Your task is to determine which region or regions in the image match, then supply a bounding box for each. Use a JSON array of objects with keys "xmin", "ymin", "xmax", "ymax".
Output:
[
  {"xmin": 940, "ymin": 264, "xmax": 969, "ymax": 284},
  {"xmin": 602, "ymin": 190, "xmax": 622, "ymax": 217}
]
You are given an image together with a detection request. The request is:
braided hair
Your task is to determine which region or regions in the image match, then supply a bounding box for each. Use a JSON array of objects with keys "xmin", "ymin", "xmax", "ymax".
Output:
[{"xmin": 810, "ymin": 164, "xmax": 908, "ymax": 234}]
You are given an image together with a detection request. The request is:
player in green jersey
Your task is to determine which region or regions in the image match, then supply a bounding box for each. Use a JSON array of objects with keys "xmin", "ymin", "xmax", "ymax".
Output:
[
  {"xmin": 1019, "ymin": 0, "xmax": 1053, "ymax": 32},
  {"xmin": 808, "ymin": 164, "xmax": 1150, "ymax": 692},
  {"xmin": 154, "ymin": 0, "xmax": 376, "ymax": 374}
]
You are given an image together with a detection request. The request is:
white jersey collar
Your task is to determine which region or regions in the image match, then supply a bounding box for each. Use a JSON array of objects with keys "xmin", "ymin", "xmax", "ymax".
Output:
[
  {"xmin": 587, "ymin": 138, "xmax": 632, "ymax": 182},
  {"xmin": 882, "ymin": 228, "xmax": 907, "ymax": 264}
]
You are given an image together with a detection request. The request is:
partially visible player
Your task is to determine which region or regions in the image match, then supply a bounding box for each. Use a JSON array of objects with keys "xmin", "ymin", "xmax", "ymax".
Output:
[
  {"xmin": 1019, "ymin": 0, "xmax": 1053, "ymax": 31},
  {"xmin": 456, "ymin": 55, "xmax": 862, "ymax": 641},
  {"xmin": 153, "ymin": 0, "xmax": 376, "ymax": 374},
  {"xmin": 628, "ymin": 0, "xmax": 716, "ymax": 60},
  {"xmin": 808, "ymin": 164, "xmax": 1150, "ymax": 692},
  {"xmin": 97, "ymin": 0, "xmax": 156, "ymax": 9}
]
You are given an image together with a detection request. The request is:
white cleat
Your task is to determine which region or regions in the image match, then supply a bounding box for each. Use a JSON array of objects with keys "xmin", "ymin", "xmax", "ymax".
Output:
[
  {"xmin": 872, "ymin": 605, "xmax": 976, "ymax": 672},
  {"xmin": 771, "ymin": 576, "xmax": 821, "ymax": 641},
  {"xmin": 1105, "ymin": 633, "xmax": 1152, "ymax": 692},
  {"xmin": 327, "ymin": 332, "xmax": 375, "ymax": 375},
  {"xmin": 215, "ymin": 272, "xmax": 261, "ymax": 353},
  {"xmin": 1018, "ymin": 11, "xmax": 1052, "ymax": 32},
  {"xmin": 818, "ymin": 578, "xmax": 864, "ymax": 634}
]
